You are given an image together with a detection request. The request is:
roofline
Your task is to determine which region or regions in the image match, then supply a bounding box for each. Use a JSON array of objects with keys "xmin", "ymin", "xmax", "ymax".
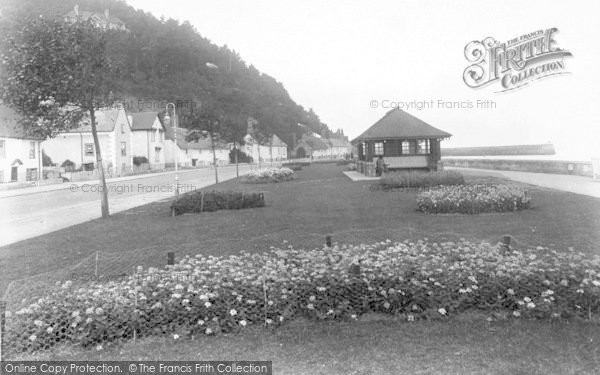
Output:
[
  {"xmin": 352, "ymin": 135, "xmax": 452, "ymax": 143},
  {"xmin": 0, "ymin": 135, "xmax": 43, "ymax": 141}
]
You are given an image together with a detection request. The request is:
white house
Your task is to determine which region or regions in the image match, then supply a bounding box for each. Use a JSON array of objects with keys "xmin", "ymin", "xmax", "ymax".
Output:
[
  {"xmin": 243, "ymin": 134, "xmax": 288, "ymax": 162},
  {"xmin": 129, "ymin": 112, "xmax": 166, "ymax": 169},
  {"xmin": 327, "ymin": 137, "xmax": 352, "ymax": 158},
  {"xmin": 42, "ymin": 108, "xmax": 133, "ymax": 174},
  {"xmin": 64, "ymin": 5, "xmax": 130, "ymax": 32},
  {"xmin": 0, "ymin": 105, "xmax": 42, "ymax": 184},
  {"xmin": 164, "ymin": 126, "xmax": 230, "ymax": 167}
]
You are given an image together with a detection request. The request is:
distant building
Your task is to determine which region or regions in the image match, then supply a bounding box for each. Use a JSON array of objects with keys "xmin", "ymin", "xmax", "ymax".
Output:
[
  {"xmin": 128, "ymin": 112, "xmax": 166, "ymax": 169},
  {"xmin": 0, "ymin": 105, "xmax": 42, "ymax": 184},
  {"xmin": 352, "ymin": 108, "xmax": 451, "ymax": 174},
  {"xmin": 64, "ymin": 5, "xmax": 129, "ymax": 32},
  {"xmin": 243, "ymin": 133, "xmax": 288, "ymax": 162},
  {"xmin": 244, "ymin": 117, "xmax": 288, "ymax": 162},
  {"xmin": 42, "ymin": 108, "xmax": 133, "ymax": 174},
  {"xmin": 164, "ymin": 125, "xmax": 230, "ymax": 167},
  {"xmin": 327, "ymin": 137, "xmax": 352, "ymax": 159},
  {"xmin": 292, "ymin": 133, "xmax": 330, "ymax": 159}
]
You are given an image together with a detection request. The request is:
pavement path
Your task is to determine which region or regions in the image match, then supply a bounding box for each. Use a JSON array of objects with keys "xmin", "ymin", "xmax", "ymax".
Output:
[{"xmin": 448, "ymin": 167, "xmax": 600, "ymax": 198}]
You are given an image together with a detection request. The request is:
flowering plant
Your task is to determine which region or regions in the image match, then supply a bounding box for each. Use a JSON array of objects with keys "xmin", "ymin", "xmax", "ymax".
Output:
[
  {"xmin": 5, "ymin": 239, "xmax": 599, "ymax": 356},
  {"xmin": 241, "ymin": 167, "xmax": 296, "ymax": 184},
  {"xmin": 417, "ymin": 184, "xmax": 531, "ymax": 214}
]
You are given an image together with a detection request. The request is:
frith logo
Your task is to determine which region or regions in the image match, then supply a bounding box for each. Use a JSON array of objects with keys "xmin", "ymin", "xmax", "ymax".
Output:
[{"xmin": 463, "ymin": 28, "xmax": 572, "ymax": 92}]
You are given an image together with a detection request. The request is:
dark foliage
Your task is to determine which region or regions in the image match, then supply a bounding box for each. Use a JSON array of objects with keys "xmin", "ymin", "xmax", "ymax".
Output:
[
  {"xmin": 133, "ymin": 156, "xmax": 149, "ymax": 166},
  {"xmin": 0, "ymin": 0, "xmax": 334, "ymax": 147},
  {"xmin": 171, "ymin": 190, "xmax": 265, "ymax": 215}
]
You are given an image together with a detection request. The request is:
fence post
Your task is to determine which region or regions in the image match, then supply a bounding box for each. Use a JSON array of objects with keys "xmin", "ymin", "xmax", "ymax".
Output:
[
  {"xmin": 0, "ymin": 300, "xmax": 6, "ymax": 362},
  {"xmin": 502, "ymin": 235, "xmax": 511, "ymax": 251}
]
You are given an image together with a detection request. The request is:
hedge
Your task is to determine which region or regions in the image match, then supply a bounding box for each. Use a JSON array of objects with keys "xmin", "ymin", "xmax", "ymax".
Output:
[
  {"xmin": 380, "ymin": 170, "xmax": 465, "ymax": 188},
  {"xmin": 170, "ymin": 190, "xmax": 265, "ymax": 215}
]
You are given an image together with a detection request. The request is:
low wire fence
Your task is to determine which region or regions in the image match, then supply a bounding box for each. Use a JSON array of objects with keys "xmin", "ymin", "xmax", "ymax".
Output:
[{"xmin": 1, "ymin": 234, "xmax": 599, "ymax": 360}]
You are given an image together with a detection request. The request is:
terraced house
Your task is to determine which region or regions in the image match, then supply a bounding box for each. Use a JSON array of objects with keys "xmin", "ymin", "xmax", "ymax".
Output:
[
  {"xmin": 0, "ymin": 105, "xmax": 42, "ymax": 184},
  {"xmin": 42, "ymin": 108, "xmax": 133, "ymax": 175},
  {"xmin": 353, "ymin": 108, "xmax": 451, "ymax": 175},
  {"xmin": 128, "ymin": 112, "xmax": 166, "ymax": 169}
]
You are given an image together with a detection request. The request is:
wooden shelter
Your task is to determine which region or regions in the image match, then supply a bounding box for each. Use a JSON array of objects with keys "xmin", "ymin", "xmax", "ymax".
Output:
[{"xmin": 352, "ymin": 108, "xmax": 451, "ymax": 175}]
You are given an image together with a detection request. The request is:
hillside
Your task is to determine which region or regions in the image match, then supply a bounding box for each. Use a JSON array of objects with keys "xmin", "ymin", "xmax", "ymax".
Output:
[{"xmin": 0, "ymin": 0, "xmax": 333, "ymax": 147}]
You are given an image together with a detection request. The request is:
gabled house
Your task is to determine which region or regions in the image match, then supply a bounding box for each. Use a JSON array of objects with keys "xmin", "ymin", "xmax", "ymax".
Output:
[
  {"xmin": 42, "ymin": 108, "xmax": 133, "ymax": 174},
  {"xmin": 269, "ymin": 134, "xmax": 288, "ymax": 161},
  {"xmin": 0, "ymin": 105, "xmax": 42, "ymax": 184},
  {"xmin": 243, "ymin": 133, "xmax": 288, "ymax": 162},
  {"xmin": 327, "ymin": 137, "xmax": 352, "ymax": 159},
  {"xmin": 164, "ymin": 126, "xmax": 230, "ymax": 167},
  {"xmin": 352, "ymin": 108, "xmax": 451, "ymax": 174},
  {"xmin": 292, "ymin": 133, "xmax": 330, "ymax": 159},
  {"xmin": 64, "ymin": 5, "xmax": 129, "ymax": 32},
  {"xmin": 243, "ymin": 118, "xmax": 288, "ymax": 162},
  {"xmin": 128, "ymin": 112, "xmax": 166, "ymax": 169}
]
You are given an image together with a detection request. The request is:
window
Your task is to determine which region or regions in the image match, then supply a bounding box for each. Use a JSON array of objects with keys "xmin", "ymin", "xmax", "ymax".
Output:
[
  {"xmin": 121, "ymin": 142, "xmax": 127, "ymax": 156},
  {"xmin": 154, "ymin": 147, "xmax": 161, "ymax": 162},
  {"xmin": 401, "ymin": 141, "xmax": 410, "ymax": 154},
  {"xmin": 84, "ymin": 143, "xmax": 94, "ymax": 156},
  {"xmin": 417, "ymin": 139, "xmax": 430, "ymax": 154},
  {"xmin": 0, "ymin": 140, "xmax": 5, "ymax": 158},
  {"xmin": 151, "ymin": 131, "xmax": 156, "ymax": 142},
  {"xmin": 29, "ymin": 142, "xmax": 36, "ymax": 159},
  {"xmin": 26, "ymin": 168, "xmax": 38, "ymax": 181},
  {"xmin": 121, "ymin": 123, "xmax": 125, "ymax": 134},
  {"xmin": 374, "ymin": 142, "xmax": 384, "ymax": 156}
]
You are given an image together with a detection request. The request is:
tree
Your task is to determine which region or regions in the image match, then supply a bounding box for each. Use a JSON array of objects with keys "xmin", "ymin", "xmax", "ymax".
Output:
[
  {"xmin": 219, "ymin": 112, "xmax": 247, "ymax": 177},
  {"xmin": 186, "ymin": 104, "xmax": 225, "ymax": 183},
  {"xmin": 1, "ymin": 17, "xmax": 120, "ymax": 218}
]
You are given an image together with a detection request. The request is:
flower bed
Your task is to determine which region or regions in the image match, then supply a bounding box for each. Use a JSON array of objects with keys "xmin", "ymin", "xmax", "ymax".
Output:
[
  {"xmin": 171, "ymin": 190, "xmax": 265, "ymax": 215},
  {"xmin": 241, "ymin": 167, "xmax": 296, "ymax": 183},
  {"xmin": 380, "ymin": 170, "xmax": 465, "ymax": 188},
  {"xmin": 417, "ymin": 184, "xmax": 531, "ymax": 214},
  {"xmin": 5, "ymin": 239, "xmax": 600, "ymax": 355}
]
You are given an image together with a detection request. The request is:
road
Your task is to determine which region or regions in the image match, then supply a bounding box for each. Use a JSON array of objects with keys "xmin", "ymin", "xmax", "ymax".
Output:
[{"xmin": 0, "ymin": 164, "xmax": 263, "ymax": 247}]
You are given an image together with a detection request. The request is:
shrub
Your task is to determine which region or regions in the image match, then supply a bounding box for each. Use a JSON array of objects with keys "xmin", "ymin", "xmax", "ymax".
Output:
[
  {"xmin": 230, "ymin": 149, "xmax": 253, "ymax": 164},
  {"xmin": 42, "ymin": 150, "xmax": 54, "ymax": 167},
  {"xmin": 133, "ymin": 156, "xmax": 149, "ymax": 167},
  {"xmin": 380, "ymin": 170, "xmax": 465, "ymax": 188},
  {"xmin": 417, "ymin": 184, "xmax": 531, "ymax": 214},
  {"xmin": 61, "ymin": 159, "xmax": 76, "ymax": 171},
  {"xmin": 5, "ymin": 239, "xmax": 600, "ymax": 355},
  {"xmin": 170, "ymin": 190, "xmax": 265, "ymax": 215},
  {"xmin": 241, "ymin": 167, "xmax": 296, "ymax": 184}
]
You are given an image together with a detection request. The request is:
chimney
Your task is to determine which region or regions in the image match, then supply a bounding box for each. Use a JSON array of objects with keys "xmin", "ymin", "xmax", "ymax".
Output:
[{"xmin": 74, "ymin": 4, "xmax": 79, "ymax": 16}]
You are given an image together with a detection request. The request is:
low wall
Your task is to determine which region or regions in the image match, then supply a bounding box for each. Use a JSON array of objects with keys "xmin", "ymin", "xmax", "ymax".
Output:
[{"xmin": 443, "ymin": 158, "xmax": 594, "ymax": 177}]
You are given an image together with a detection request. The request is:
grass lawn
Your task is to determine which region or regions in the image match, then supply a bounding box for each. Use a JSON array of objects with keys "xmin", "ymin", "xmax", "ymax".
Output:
[
  {"xmin": 16, "ymin": 317, "xmax": 600, "ymax": 375},
  {"xmin": 1, "ymin": 163, "xmax": 599, "ymax": 294},
  {"xmin": 2, "ymin": 164, "xmax": 600, "ymax": 370}
]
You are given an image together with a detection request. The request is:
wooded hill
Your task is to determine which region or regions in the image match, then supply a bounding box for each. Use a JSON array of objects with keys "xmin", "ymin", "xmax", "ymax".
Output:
[{"xmin": 0, "ymin": 0, "xmax": 333, "ymax": 147}]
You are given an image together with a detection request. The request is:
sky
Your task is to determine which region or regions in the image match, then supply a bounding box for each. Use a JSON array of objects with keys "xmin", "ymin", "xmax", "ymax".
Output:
[{"xmin": 127, "ymin": 0, "xmax": 600, "ymax": 160}]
